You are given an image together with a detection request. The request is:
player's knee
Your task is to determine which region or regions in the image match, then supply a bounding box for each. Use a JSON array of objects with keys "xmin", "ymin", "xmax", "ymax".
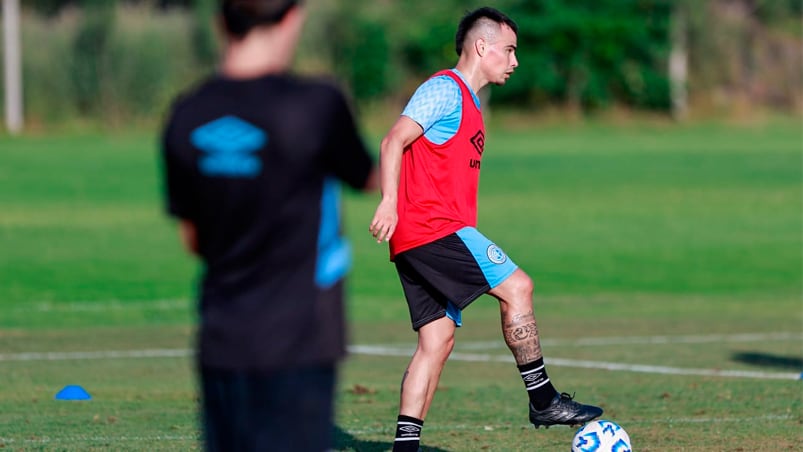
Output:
[
  {"xmin": 509, "ymin": 271, "xmax": 534, "ymax": 299},
  {"xmin": 435, "ymin": 333, "xmax": 456, "ymax": 357},
  {"xmin": 443, "ymin": 334, "xmax": 455, "ymax": 355},
  {"xmin": 441, "ymin": 335, "xmax": 455, "ymax": 363},
  {"xmin": 420, "ymin": 332, "xmax": 454, "ymax": 362}
]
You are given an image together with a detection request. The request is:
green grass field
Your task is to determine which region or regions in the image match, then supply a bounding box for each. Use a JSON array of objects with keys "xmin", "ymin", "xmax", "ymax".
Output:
[{"xmin": 0, "ymin": 120, "xmax": 801, "ymax": 451}]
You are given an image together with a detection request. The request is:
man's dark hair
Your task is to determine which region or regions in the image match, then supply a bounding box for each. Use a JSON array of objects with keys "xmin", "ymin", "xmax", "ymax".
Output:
[
  {"xmin": 221, "ymin": 0, "xmax": 300, "ymax": 38},
  {"xmin": 455, "ymin": 7, "xmax": 518, "ymax": 56}
]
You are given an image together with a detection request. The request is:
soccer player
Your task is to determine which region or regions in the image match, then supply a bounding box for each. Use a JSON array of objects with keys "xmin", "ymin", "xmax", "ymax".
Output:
[
  {"xmin": 160, "ymin": 1, "xmax": 377, "ymax": 450},
  {"xmin": 369, "ymin": 7, "xmax": 603, "ymax": 450}
]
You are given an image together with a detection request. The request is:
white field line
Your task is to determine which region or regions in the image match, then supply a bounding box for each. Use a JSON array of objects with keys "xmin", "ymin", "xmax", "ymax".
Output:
[
  {"xmin": 21, "ymin": 299, "xmax": 190, "ymax": 313},
  {"xmin": 13, "ymin": 299, "xmax": 803, "ymax": 349},
  {"xmin": 349, "ymin": 345, "xmax": 803, "ymax": 381},
  {"xmin": 0, "ymin": 349, "xmax": 193, "ymax": 361},
  {"xmin": 1, "ymin": 337, "xmax": 800, "ymax": 380},
  {"xmin": 543, "ymin": 356, "xmax": 802, "ymax": 380}
]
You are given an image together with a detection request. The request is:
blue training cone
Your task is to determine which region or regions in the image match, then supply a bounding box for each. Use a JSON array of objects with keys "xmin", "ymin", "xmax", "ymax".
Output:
[{"xmin": 55, "ymin": 385, "xmax": 92, "ymax": 401}]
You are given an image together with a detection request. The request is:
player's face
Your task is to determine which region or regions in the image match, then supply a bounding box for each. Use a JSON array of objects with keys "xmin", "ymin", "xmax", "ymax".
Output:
[{"xmin": 482, "ymin": 24, "xmax": 518, "ymax": 86}]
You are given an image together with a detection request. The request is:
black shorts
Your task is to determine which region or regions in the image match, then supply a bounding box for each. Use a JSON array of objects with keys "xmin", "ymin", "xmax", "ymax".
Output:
[{"xmin": 394, "ymin": 226, "xmax": 518, "ymax": 330}]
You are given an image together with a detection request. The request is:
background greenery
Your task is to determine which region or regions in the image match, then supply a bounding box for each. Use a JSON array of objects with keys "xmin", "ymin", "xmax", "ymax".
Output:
[
  {"xmin": 5, "ymin": 0, "xmax": 802, "ymax": 129},
  {"xmin": 0, "ymin": 121, "xmax": 800, "ymax": 450}
]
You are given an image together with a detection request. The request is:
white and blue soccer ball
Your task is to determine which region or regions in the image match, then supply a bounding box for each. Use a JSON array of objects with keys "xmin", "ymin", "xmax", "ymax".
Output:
[{"xmin": 571, "ymin": 420, "xmax": 632, "ymax": 452}]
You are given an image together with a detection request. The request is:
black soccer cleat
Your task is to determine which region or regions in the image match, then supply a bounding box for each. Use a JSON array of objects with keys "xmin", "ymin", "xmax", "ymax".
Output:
[{"xmin": 529, "ymin": 392, "xmax": 603, "ymax": 429}]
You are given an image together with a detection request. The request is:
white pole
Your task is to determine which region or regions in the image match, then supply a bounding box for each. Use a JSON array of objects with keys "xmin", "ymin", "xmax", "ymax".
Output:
[
  {"xmin": 669, "ymin": 3, "xmax": 688, "ymax": 121},
  {"xmin": 3, "ymin": 0, "xmax": 23, "ymax": 134}
]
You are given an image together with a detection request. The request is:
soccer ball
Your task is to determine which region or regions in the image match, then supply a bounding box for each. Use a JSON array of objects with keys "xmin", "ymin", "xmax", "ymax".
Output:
[{"xmin": 571, "ymin": 420, "xmax": 632, "ymax": 452}]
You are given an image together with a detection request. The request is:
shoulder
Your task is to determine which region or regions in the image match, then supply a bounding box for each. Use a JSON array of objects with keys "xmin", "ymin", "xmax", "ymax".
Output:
[
  {"xmin": 162, "ymin": 77, "xmax": 215, "ymax": 146},
  {"xmin": 405, "ymin": 75, "xmax": 461, "ymax": 114},
  {"xmin": 412, "ymin": 74, "xmax": 460, "ymax": 100},
  {"xmin": 281, "ymin": 75, "xmax": 355, "ymax": 116},
  {"xmin": 403, "ymin": 73, "xmax": 462, "ymax": 128},
  {"xmin": 165, "ymin": 75, "xmax": 217, "ymax": 120},
  {"xmin": 285, "ymin": 74, "xmax": 347, "ymax": 99}
]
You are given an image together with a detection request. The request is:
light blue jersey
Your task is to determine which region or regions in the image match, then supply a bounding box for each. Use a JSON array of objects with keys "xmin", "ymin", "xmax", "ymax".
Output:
[{"xmin": 401, "ymin": 69, "xmax": 481, "ymax": 145}]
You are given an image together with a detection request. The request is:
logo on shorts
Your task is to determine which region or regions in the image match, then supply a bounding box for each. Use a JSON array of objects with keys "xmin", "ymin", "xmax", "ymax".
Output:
[{"xmin": 486, "ymin": 244, "xmax": 507, "ymax": 264}]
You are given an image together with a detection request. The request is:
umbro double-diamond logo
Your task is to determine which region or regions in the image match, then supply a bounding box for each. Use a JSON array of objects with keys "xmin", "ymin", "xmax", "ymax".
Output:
[
  {"xmin": 523, "ymin": 372, "xmax": 544, "ymax": 383},
  {"xmin": 399, "ymin": 425, "xmax": 421, "ymax": 434},
  {"xmin": 470, "ymin": 130, "xmax": 485, "ymax": 155},
  {"xmin": 191, "ymin": 115, "xmax": 267, "ymax": 178}
]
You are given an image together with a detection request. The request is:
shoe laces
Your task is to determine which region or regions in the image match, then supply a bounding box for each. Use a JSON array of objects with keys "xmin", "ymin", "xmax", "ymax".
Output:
[{"xmin": 558, "ymin": 392, "xmax": 578, "ymax": 404}]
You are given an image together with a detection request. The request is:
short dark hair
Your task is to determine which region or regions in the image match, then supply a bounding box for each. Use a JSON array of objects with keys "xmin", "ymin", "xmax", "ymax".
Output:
[
  {"xmin": 221, "ymin": 0, "xmax": 300, "ymax": 38},
  {"xmin": 455, "ymin": 7, "xmax": 518, "ymax": 56}
]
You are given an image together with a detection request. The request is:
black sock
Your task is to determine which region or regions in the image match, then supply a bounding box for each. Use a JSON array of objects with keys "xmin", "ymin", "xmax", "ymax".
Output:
[
  {"xmin": 393, "ymin": 414, "xmax": 423, "ymax": 452},
  {"xmin": 518, "ymin": 357, "xmax": 559, "ymax": 410}
]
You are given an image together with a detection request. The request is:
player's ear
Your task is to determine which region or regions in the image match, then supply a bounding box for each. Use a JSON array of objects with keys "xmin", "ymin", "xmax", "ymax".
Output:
[
  {"xmin": 474, "ymin": 37, "xmax": 486, "ymax": 57},
  {"xmin": 276, "ymin": 4, "xmax": 306, "ymax": 55},
  {"xmin": 281, "ymin": 3, "xmax": 306, "ymax": 29}
]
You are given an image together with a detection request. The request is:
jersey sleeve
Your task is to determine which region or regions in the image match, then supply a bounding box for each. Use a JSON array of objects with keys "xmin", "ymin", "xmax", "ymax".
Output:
[
  {"xmin": 401, "ymin": 75, "xmax": 461, "ymax": 132},
  {"xmin": 322, "ymin": 87, "xmax": 375, "ymax": 190},
  {"xmin": 160, "ymin": 108, "xmax": 196, "ymax": 221}
]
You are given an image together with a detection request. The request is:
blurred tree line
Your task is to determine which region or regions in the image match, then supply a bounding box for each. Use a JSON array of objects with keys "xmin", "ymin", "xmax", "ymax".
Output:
[{"xmin": 9, "ymin": 0, "xmax": 802, "ymax": 127}]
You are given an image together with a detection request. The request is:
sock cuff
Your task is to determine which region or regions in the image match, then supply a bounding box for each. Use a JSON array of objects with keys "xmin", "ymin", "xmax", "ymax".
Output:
[
  {"xmin": 397, "ymin": 414, "xmax": 424, "ymax": 426},
  {"xmin": 517, "ymin": 357, "xmax": 545, "ymax": 372}
]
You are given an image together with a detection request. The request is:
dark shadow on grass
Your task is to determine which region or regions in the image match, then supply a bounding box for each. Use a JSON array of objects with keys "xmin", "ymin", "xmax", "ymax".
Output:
[
  {"xmin": 334, "ymin": 426, "xmax": 450, "ymax": 452},
  {"xmin": 731, "ymin": 351, "xmax": 803, "ymax": 370},
  {"xmin": 334, "ymin": 426, "xmax": 392, "ymax": 452}
]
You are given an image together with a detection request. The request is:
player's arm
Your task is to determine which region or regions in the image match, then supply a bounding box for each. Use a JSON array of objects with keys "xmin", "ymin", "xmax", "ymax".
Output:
[
  {"xmin": 363, "ymin": 167, "xmax": 380, "ymax": 192},
  {"xmin": 320, "ymin": 84, "xmax": 379, "ymax": 193},
  {"xmin": 178, "ymin": 220, "xmax": 199, "ymax": 255},
  {"xmin": 161, "ymin": 115, "xmax": 199, "ymax": 257},
  {"xmin": 369, "ymin": 116, "xmax": 423, "ymax": 243}
]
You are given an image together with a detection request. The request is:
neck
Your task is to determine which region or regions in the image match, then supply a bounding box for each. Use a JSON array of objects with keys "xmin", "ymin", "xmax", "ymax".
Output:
[
  {"xmin": 219, "ymin": 7, "xmax": 303, "ymax": 79},
  {"xmin": 221, "ymin": 30, "xmax": 290, "ymax": 78},
  {"xmin": 454, "ymin": 59, "xmax": 486, "ymax": 95}
]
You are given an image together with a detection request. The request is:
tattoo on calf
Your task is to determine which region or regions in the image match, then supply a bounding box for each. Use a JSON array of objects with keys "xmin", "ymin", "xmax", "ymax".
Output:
[{"xmin": 503, "ymin": 313, "xmax": 543, "ymax": 364}]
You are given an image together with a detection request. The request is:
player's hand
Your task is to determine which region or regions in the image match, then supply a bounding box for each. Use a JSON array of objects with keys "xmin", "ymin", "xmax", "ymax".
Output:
[{"xmin": 369, "ymin": 200, "xmax": 398, "ymax": 243}]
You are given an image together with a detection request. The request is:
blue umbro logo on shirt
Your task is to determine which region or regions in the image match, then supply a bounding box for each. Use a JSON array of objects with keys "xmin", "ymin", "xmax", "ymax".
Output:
[{"xmin": 191, "ymin": 115, "xmax": 267, "ymax": 177}]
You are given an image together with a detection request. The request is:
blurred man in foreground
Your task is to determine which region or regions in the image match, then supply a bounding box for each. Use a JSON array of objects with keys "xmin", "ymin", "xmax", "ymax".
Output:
[{"xmin": 161, "ymin": 1, "xmax": 377, "ymax": 450}]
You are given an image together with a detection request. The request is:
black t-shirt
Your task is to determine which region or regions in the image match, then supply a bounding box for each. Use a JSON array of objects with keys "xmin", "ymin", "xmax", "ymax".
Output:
[{"xmin": 161, "ymin": 73, "xmax": 374, "ymax": 371}]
